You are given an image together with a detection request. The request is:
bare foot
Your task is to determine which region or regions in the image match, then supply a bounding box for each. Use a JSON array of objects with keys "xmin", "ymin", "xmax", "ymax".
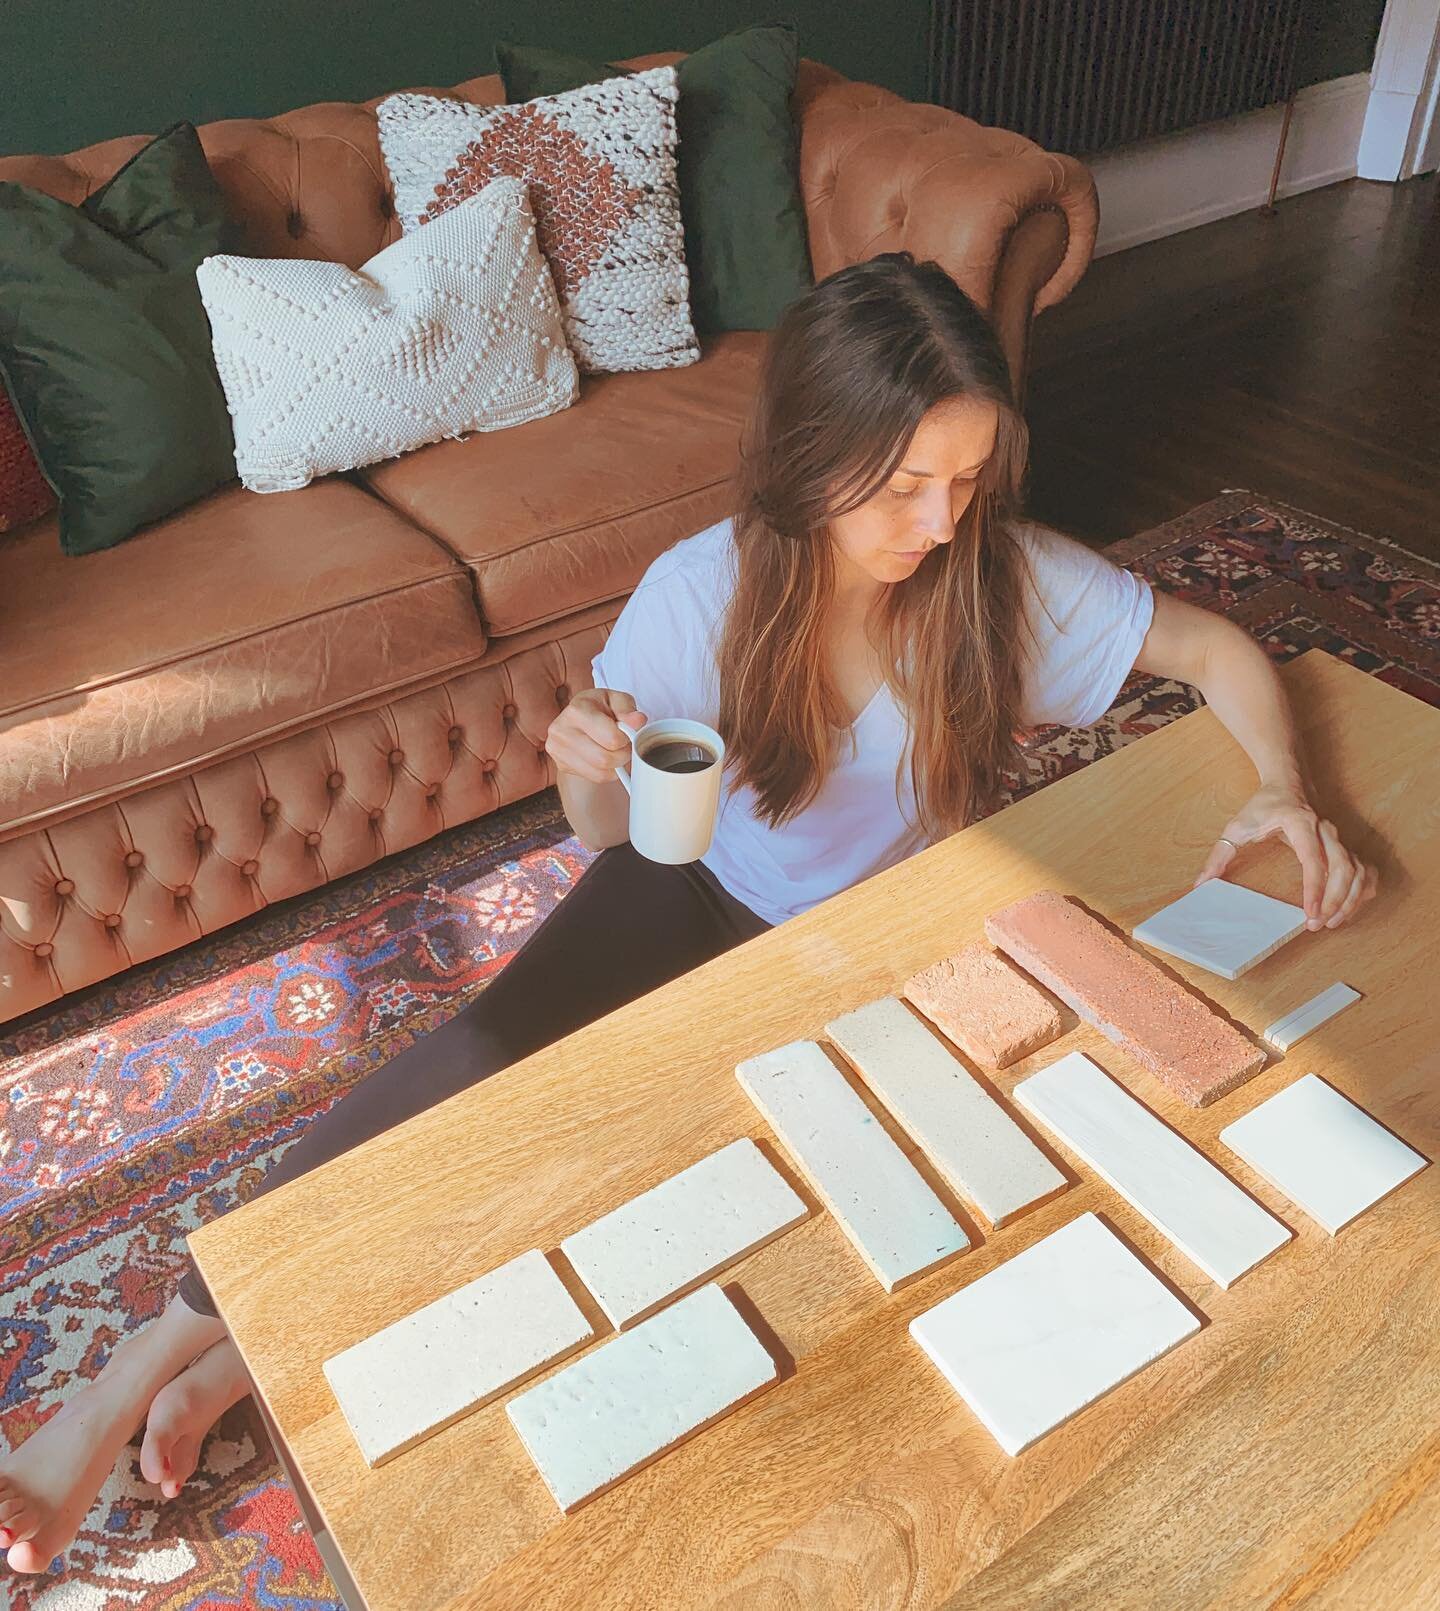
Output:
[
  {"xmin": 140, "ymin": 1338, "xmax": 252, "ymax": 1499},
  {"xmin": 0, "ymin": 1299, "xmax": 226, "ymax": 1574}
]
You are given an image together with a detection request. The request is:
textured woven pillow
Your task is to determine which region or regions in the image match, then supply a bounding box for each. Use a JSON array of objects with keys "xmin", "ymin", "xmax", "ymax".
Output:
[
  {"xmin": 0, "ymin": 387, "xmax": 54, "ymax": 532},
  {"xmin": 377, "ymin": 67, "xmax": 699, "ymax": 375},
  {"xmin": 196, "ymin": 177, "xmax": 577, "ymax": 493}
]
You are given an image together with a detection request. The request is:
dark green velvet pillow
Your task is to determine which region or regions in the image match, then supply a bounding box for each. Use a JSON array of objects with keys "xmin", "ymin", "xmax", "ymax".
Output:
[
  {"xmin": 0, "ymin": 122, "xmax": 239, "ymax": 556},
  {"xmin": 495, "ymin": 25, "xmax": 813, "ymax": 335}
]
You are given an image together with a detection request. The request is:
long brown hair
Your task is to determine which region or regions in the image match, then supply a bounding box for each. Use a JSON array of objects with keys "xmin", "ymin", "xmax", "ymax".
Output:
[{"xmin": 717, "ymin": 252, "xmax": 1031, "ymax": 839}]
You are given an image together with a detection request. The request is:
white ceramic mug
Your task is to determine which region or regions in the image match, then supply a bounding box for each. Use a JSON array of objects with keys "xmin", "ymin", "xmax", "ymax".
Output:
[{"xmin": 613, "ymin": 717, "xmax": 725, "ymax": 865}]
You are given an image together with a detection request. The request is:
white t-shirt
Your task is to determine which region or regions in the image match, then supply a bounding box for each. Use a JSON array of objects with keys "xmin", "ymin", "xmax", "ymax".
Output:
[{"xmin": 591, "ymin": 517, "xmax": 1154, "ymax": 926}]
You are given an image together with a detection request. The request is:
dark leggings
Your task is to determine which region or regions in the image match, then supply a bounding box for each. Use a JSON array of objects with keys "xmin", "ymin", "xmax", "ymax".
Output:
[{"xmin": 178, "ymin": 843, "xmax": 769, "ymax": 1316}]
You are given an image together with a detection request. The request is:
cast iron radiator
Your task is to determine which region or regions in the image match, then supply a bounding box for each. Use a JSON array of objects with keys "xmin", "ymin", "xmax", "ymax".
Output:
[{"xmin": 927, "ymin": 0, "xmax": 1306, "ymax": 155}]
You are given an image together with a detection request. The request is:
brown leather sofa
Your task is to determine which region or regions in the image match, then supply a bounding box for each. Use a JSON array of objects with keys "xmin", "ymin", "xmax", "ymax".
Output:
[{"xmin": 0, "ymin": 53, "xmax": 1097, "ymax": 1024}]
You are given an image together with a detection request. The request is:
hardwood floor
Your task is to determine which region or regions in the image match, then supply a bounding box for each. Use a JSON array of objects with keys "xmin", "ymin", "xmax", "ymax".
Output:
[{"xmin": 1024, "ymin": 173, "xmax": 1440, "ymax": 560}]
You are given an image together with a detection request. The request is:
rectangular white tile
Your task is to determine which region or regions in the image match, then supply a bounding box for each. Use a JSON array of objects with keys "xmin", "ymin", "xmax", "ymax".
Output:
[
  {"xmin": 1015, "ymin": 1052, "xmax": 1291, "ymax": 1287},
  {"xmin": 1132, "ymin": 879, "xmax": 1307, "ymax": 980},
  {"xmin": 1220, "ymin": 1073, "xmax": 1428, "ymax": 1235},
  {"xmin": 506, "ymin": 1283, "xmax": 776, "ymax": 1513},
  {"xmin": 909, "ymin": 1212, "xmax": 1200, "ymax": 1456},
  {"xmin": 825, "ymin": 997, "xmax": 1066, "ymax": 1228},
  {"xmin": 1262, "ymin": 982, "xmax": 1362, "ymax": 1052},
  {"xmin": 736, "ymin": 1039, "xmax": 970, "ymax": 1292},
  {"xmin": 324, "ymin": 1248, "xmax": 592, "ymax": 1468},
  {"xmin": 560, "ymin": 1138, "xmax": 808, "ymax": 1330}
]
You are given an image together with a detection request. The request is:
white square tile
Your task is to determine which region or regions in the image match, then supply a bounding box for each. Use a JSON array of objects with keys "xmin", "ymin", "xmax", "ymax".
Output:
[
  {"xmin": 909, "ymin": 1212, "xmax": 1200, "ymax": 1456},
  {"xmin": 1262, "ymin": 982, "xmax": 1361, "ymax": 1052},
  {"xmin": 506, "ymin": 1283, "xmax": 777, "ymax": 1513},
  {"xmin": 737, "ymin": 1039, "xmax": 970, "ymax": 1292},
  {"xmin": 1015, "ymin": 1052, "xmax": 1291, "ymax": 1287},
  {"xmin": 1132, "ymin": 879, "xmax": 1307, "ymax": 980},
  {"xmin": 560, "ymin": 1138, "xmax": 808, "ymax": 1330},
  {"xmin": 323, "ymin": 1248, "xmax": 592, "ymax": 1467},
  {"xmin": 825, "ymin": 997, "xmax": 1066, "ymax": 1228},
  {"xmin": 1220, "ymin": 1073, "xmax": 1428, "ymax": 1234}
]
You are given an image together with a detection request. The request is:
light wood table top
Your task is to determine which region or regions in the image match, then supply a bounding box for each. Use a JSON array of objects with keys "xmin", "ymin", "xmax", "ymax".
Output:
[{"xmin": 190, "ymin": 652, "xmax": 1440, "ymax": 1611}]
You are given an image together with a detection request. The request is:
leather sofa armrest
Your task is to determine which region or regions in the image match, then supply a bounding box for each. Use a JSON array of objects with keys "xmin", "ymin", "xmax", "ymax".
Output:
[{"xmin": 796, "ymin": 79, "xmax": 1099, "ymax": 390}]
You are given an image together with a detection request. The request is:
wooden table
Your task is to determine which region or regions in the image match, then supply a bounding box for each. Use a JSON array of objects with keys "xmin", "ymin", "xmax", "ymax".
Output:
[{"xmin": 189, "ymin": 652, "xmax": 1440, "ymax": 1611}]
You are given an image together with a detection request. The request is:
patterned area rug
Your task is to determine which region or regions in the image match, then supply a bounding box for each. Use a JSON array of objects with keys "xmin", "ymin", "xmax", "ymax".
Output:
[{"xmin": 2, "ymin": 490, "xmax": 1438, "ymax": 1608}]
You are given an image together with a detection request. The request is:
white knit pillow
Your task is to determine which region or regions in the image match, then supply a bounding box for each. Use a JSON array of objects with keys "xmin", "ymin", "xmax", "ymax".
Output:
[
  {"xmin": 377, "ymin": 68, "xmax": 699, "ymax": 376},
  {"xmin": 195, "ymin": 177, "xmax": 577, "ymax": 493}
]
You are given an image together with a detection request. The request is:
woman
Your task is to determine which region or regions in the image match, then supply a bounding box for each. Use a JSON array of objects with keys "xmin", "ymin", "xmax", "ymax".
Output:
[{"xmin": 0, "ymin": 254, "xmax": 1374, "ymax": 1573}]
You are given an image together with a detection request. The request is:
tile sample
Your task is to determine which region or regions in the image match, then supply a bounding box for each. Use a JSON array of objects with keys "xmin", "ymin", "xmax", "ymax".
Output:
[
  {"xmin": 1133, "ymin": 879, "xmax": 1307, "ymax": 980},
  {"xmin": 323, "ymin": 1248, "xmax": 592, "ymax": 1467},
  {"xmin": 985, "ymin": 889, "xmax": 1266, "ymax": 1107},
  {"xmin": 909, "ymin": 1211, "xmax": 1201, "ymax": 1456},
  {"xmin": 736, "ymin": 1039, "xmax": 970, "ymax": 1291},
  {"xmin": 903, "ymin": 943, "xmax": 1063, "ymax": 1067},
  {"xmin": 1262, "ymin": 982, "xmax": 1362, "ymax": 1053},
  {"xmin": 506, "ymin": 1283, "xmax": 776, "ymax": 1512},
  {"xmin": 1015, "ymin": 1051, "xmax": 1291, "ymax": 1286},
  {"xmin": 560, "ymin": 1138, "xmax": 808, "ymax": 1330},
  {"xmin": 1220, "ymin": 1073, "xmax": 1428, "ymax": 1234},
  {"xmin": 825, "ymin": 996, "xmax": 1066, "ymax": 1227}
]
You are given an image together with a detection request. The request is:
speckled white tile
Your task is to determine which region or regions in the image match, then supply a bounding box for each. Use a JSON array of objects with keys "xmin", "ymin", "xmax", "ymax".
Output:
[
  {"xmin": 560, "ymin": 1138, "xmax": 808, "ymax": 1330},
  {"xmin": 909, "ymin": 1212, "xmax": 1200, "ymax": 1456},
  {"xmin": 1133, "ymin": 879, "xmax": 1307, "ymax": 980},
  {"xmin": 825, "ymin": 997, "xmax": 1066, "ymax": 1228},
  {"xmin": 1263, "ymin": 982, "xmax": 1362, "ymax": 1052},
  {"xmin": 1220, "ymin": 1073, "xmax": 1428, "ymax": 1234},
  {"xmin": 1015, "ymin": 1052, "xmax": 1291, "ymax": 1287},
  {"xmin": 736, "ymin": 1039, "xmax": 970, "ymax": 1292},
  {"xmin": 323, "ymin": 1248, "xmax": 592, "ymax": 1467},
  {"xmin": 506, "ymin": 1283, "xmax": 776, "ymax": 1513}
]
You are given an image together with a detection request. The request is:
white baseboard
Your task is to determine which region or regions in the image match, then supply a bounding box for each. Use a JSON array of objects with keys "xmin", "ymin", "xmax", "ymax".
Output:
[{"xmin": 1088, "ymin": 73, "xmax": 1372, "ymax": 257}]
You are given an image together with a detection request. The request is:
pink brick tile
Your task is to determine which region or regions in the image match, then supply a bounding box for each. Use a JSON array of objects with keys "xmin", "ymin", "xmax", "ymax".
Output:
[
  {"xmin": 984, "ymin": 891, "xmax": 1264, "ymax": 1107},
  {"xmin": 904, "ymin": 943, "xmax": 1063, "ymax": 1068}
]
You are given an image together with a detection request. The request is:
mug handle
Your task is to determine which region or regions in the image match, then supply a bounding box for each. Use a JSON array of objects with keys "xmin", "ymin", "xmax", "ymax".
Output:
[{"xmin": 613, "ymin": 722, "xmax": 639, "ymax": 795}]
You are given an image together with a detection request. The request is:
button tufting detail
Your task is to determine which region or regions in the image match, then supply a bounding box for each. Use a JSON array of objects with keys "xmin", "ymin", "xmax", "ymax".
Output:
[
  {"xmin": 124, "ymin": 850, "xmax": 144, "ymax": 869},
  {"xmin": 388, "ymin": 748, "xmax": 404, "ymax": 765},
  {"xmin": 327, "ymin": 771, "xmax": 344, "ymax": 790},
  {"xmin": 241, "ymin": 859, "xmax": 260, "ymax": 876},
  {"xmin": 103, "ymin": 913, "xmax": 122, "ymax": 929},
  {"xmin": 54, "ymin": 878, "xmax": 75, "ymax": 897},
  {"xmin": 305, "ymin": 830, "xmax": 322, "ymax": 847},
  {"xmin": 448, "ymin": 725, "xmax": 463, "ymax": 743},
  {"xmin": 195, "ymin": 824, "xmax": 214, "ymax": 844},
  {"xmin": 502, "ymin": 703, "xmax": 517, "ymax": 720},
  {"xmin": 34, "ymin": 942, "xmax": 54, "ymax": 960},
  {"xmin": 174, "ymin": 884, "xmax": 192, "ymax": 899}
]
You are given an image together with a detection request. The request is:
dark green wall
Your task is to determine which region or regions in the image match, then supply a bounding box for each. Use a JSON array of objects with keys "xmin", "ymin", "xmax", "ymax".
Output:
[
  {"xmin": 0, "ymin": 1, "xmax": 928, "ymax": 158},
  {"xmin": 0, "ymin": 0, "xmax": 1389, "ymax": 161},
  {"xmin": 1295, "ymin": 0, "xmax": 1388, "ymax": 91}
]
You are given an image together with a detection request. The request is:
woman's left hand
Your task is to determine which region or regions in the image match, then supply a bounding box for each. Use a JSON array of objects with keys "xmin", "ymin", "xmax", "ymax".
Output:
[{"xmin": 1194, "ymin": 783, "xmax": 1377, "ymax": 931}]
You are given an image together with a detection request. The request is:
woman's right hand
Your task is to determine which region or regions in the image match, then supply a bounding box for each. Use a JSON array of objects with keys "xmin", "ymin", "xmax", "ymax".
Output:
[{"xmin": 544, "ymin": 687, "xmax": 648, "ymax": 784}]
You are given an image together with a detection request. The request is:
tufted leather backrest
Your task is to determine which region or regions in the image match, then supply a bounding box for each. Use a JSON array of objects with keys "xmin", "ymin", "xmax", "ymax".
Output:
[{"xmin": 0, "ymin": 54, "xmax": 694, "ymax": 267}]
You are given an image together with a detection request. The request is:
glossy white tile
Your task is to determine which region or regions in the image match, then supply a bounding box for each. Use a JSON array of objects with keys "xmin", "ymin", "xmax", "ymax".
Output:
[
  {"xmin": 323, "ymin": 1248, "xmax": 592, "ymax": 1467},
  {"xmin": 909, "ymin": 1212, "xmax": 1200, "ymax": 1456},
  {"xmin": 736, "ymin": 1038, "xmax": 970, "ymax": 1292},
  {"xmin": 825, "ymin": 996, "xmax": 1066, "ymax": 1228},
  {"xmin": 1015, "ymin": 1051, "xmax": 1291, "ymax": 1286},
  {"xmin": 560, "ymin": 1137, "xmax": 807, "ymax": 1330},
  {"xmin": 1220, "ymin": 1073, "xmax": 1428, "ymax": 1234},
  {"xmin": 506, "ymin": 1283, "xmax": 776, "ymax": 1513},
  {"xmin": 1132, "ymin": 879, "xmax": 1306, "ymax": 980},
  {"xmin": 1262, "ymin": 982, "xmax": 1361, "ymax": 1052}
]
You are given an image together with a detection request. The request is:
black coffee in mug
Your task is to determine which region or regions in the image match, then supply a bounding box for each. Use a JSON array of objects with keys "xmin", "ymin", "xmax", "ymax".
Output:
[{"xmin": 639, "ymin": 738, "xmax": 718, "ymax": 774}]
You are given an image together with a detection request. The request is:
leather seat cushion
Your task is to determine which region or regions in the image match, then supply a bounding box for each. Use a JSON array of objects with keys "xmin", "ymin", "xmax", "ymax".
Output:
[
  {"xmin": 1, "ymin": 479, "xmax": 488, "ymax": 835},
  {"xmin": 359, "ymin": 331, "xmax": 765, "ymax": 637}
]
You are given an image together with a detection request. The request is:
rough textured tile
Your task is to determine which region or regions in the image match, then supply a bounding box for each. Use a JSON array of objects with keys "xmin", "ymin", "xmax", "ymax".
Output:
[
  {"xmin": 1220, "ymin": 1073, "xmax": 1428, "ymax": 1235},
  {"xmin": 1015, "ymin": 1052, "xmax": 1291, "ymax": 1287},
  {"xmin": 825, "ymin": 996, "xmax": 1066, "ymax": 1228},
  {"xmin": 985, "ymin": 889, "xmax": 1266, "ymax": 1107},
  {"xmin": 324, "ymin": 1249, "xmax": 592, "ymax": 1468},
  {"xmin": 560, "ymin": 1138, "xmax": 808, "ymax": 1330},
  {"xmin": 736, "ymin": 1039, "xmax": 970, "ymax": 1292},
  {"xmin": 903, "ymin": 943, "xmax": 1063, "ymax": 1068},
  {"xmin": 1263, "ymin": 982, "xmax": 1362, "ymax": 1052},
  {"xmin": 506, "ymin": 1284, "xmax": 776, "ymax": 1513},
  {"xmin": 1133, "ymin": 879, "xmax": 1307, "ymax": 980},
  {"xmin": 909, "ymin": 1211, "xmax": 1201, "ymax": 1456}
]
